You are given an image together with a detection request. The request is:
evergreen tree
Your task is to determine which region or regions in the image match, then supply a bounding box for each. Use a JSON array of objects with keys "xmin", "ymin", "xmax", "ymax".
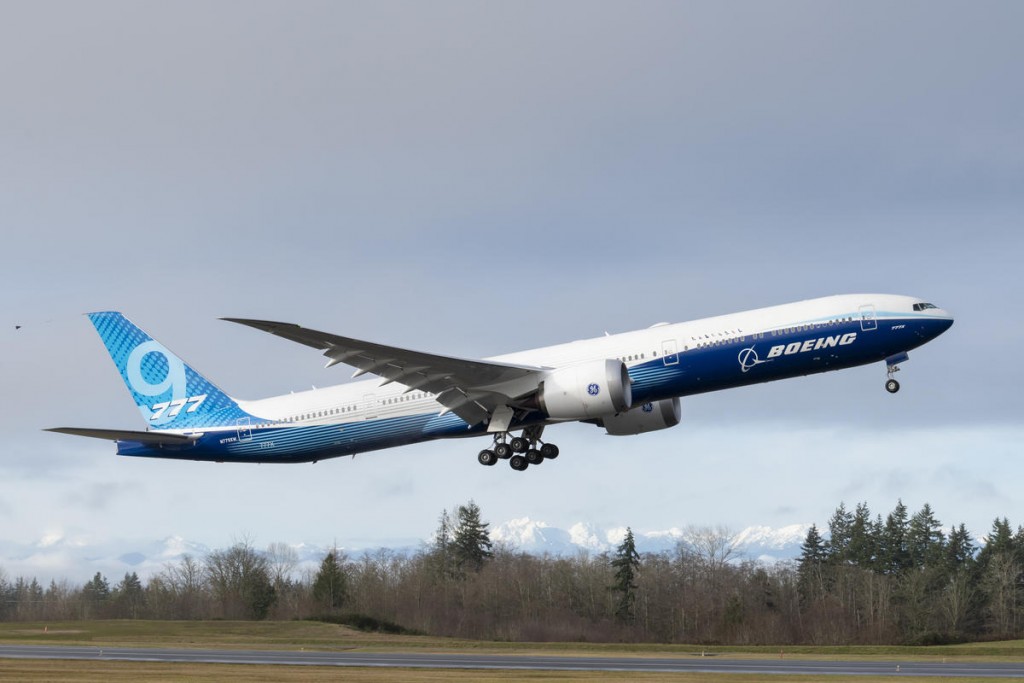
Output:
[
  {"xmin": 976, "ymin": 518, "xmax": 1022, "ymax": 637},
  {"xmin": 847, "ymin": 502, "xmax": 877, "ymax": 568},
  {"xmin": 907, "ymin": 503, "xmax": 945, "ymax": 570},
  {"xmin": 797, "ymin": 524, "xmax": 828, "ymax": 603},
  {"xmin": 312, "ymin": 549, "xmax": 348, "ymax": 612},
  {"xmin": 115, "ymin": 572, "xmax": 145, "ymax": 619},
  {"xmin": 880, "ymin": 500, "xmax": 911, "ymax": 575},
  {"xmin": 977, "ymin": 518, "xmax": 1014, "ymax": 569},
  {"xmin": 82, "ymin": 572, "xmax": 110, "ymax": 601},
  {"xmin": 432, "ymin": 508, "xmax": 457, "ymax": 579},
  {"xmin": 826, "ymin": 502, "xmax": 854, "ymax": 563},
  {"xmin": 81, "ymin": 572, "xmax": 110, "ymax": 617},
  {"xmin": 452, "ymin": 501, "xmax": 493, "ymax": 573},
  {"xmin": 610, "ymin": 527, "xmax": 641, "ymax": 622},
  {"xmin": 945, "ymin": 523, "xmax": 976, "ymax": 571}
]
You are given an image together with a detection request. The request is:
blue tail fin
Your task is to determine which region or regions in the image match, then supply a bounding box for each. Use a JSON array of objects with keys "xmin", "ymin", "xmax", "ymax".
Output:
[{"xmin": 87, "ymin": 312, "xmax": 250, "ymax": 430}]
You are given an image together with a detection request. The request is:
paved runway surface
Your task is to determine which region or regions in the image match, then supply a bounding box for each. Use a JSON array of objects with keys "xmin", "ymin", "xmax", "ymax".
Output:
[{"xmin": 2, "ymin": 644, "xmax": 1024, "ymax": 677}]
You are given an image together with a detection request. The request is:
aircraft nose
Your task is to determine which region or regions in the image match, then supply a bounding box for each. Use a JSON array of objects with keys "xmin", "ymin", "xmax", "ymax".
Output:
[{"xmin": 933, "ymin": 309, "xmax": 954, "ymax": 334}]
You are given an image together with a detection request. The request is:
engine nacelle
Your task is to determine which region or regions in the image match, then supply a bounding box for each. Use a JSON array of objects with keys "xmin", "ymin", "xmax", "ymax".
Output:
[
  {"xmin": 601, "ymin": 397, "xmax": 681, "ymax": 436},
  {"xmin": 538, "ymin": 359, "xmax": 632, "ymax": 420}
]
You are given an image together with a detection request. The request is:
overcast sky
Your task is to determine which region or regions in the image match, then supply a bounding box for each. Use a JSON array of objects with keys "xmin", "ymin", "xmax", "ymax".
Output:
[{"xmin": 1, "ymin": 2, "xmax": 1021, "ymax": 576}]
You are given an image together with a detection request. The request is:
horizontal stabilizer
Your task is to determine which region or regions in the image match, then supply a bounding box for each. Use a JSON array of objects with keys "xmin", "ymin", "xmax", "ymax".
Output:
[{"xmin": 45, "ymin": 427, "xmax": 199, "ymax": 445}]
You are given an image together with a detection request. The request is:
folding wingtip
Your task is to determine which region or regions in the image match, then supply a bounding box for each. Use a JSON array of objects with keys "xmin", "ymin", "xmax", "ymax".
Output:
[{"xmin": 221, "ymin": 317, "xmax": 295, "ymax": 332}]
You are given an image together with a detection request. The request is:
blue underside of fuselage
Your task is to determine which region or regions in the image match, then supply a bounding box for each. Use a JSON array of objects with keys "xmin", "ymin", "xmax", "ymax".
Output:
[{"xmin": 116, "ymin": 315, "xmax": 952, "ymax": 464}]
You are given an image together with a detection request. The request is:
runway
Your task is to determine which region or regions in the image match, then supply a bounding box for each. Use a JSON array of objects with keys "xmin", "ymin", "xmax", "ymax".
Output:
[{"xmin": 2, "ymin": 644, "xmax": 1024, "ymax": 677}]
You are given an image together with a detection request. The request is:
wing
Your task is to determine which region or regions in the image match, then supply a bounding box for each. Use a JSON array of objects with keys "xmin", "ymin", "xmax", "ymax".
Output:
[
  {"xmin": 46, "ymin": 427, "xmax": 199, "ymax": 445},
  {"xmin": 222, "ymin": 318, "xmax": 545, "ymax": 427}
]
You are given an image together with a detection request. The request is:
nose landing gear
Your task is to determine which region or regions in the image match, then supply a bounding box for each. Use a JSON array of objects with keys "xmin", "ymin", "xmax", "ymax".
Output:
[{"xmin": 884, "ymin": 352, "xmax": 908, "ymax": 394}]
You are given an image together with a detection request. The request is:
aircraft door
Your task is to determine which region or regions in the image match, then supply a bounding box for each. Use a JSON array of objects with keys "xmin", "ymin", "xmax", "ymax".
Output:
[
  {"xmin": 859, "ymin": 304, "xmax": 878, "ymax": 331},
  {"xmin": 363, "ymin": 394, "xmax": 377, "ymax": 420},
  {"xmin": 662, "ymin": 339, "xmax": 679, "ymax": 366},
  {"xmin": 236, "ymin": 417, "xmax": 252, "ymax": 442}
]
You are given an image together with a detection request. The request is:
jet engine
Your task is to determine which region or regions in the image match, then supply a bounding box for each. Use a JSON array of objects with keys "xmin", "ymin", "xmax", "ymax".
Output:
[
  {"xmin": 538, "ymin": 359, "xmax": 632, "ymax": 420},
  {"xmin": 600, "ymin": 397, "xmax": 681, "ymax": 435}
]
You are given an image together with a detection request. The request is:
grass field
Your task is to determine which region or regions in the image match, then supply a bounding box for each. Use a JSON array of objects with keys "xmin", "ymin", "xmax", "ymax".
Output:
[
  {"xmin": 0, "ymin": 621, "xmax": 1022, "ymax": 681},
  {"xmin": 0, "ymin": 659, "xmax": 1007, "ymax": 683},
  {"xmin": 1, "ymin": 620, "xmax": 1023, "ymax": 659}
]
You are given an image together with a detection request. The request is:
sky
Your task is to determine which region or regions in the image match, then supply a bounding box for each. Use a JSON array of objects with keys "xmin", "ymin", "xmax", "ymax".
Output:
[{"xmin": 1, "ymin": 1, "xmax": 1022, "ymax": 579}]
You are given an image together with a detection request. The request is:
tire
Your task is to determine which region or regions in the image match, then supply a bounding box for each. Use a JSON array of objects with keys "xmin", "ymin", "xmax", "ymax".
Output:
[
  {"xmin": 525, "ymin": 449, "xmax": 543, "ymax": 465},
  {"xmin": 540, "ymin": 443, "xmax": 559, "ymax": 459},
  {"xmin": 886, "ymin": 379, "xmax": 900, "ymax": 394},
  {"xmin": 509, "ymin": 436, "xmax": 529, "ymax": 453},
  {"xmin": 494, "ymin": 442, "xmax": 513, "ymax": 459},
  {"xmin": 478, "ymin": 449, "xmax": 497, "ymax": 466},
  {"xmin": 509, "ymin": 455, "xmax": 528, "ymax": 471}
]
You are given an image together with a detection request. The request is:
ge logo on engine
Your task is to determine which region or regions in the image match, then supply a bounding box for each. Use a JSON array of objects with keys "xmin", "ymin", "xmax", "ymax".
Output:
[{"xmin": 587, "ymin": 383, "xmax": 600, "ymax": 396}]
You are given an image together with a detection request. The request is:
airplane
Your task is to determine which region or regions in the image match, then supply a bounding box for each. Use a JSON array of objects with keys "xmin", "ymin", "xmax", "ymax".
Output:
[{"xmin": 48, "ymin": 294, "xmax": 953, "ymax": 471}]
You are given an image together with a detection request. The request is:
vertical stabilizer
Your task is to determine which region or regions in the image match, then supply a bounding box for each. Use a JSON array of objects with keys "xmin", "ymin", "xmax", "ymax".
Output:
[{"xmin": 87, "ymin": 312, "xmax": 249, "ymax": 430}]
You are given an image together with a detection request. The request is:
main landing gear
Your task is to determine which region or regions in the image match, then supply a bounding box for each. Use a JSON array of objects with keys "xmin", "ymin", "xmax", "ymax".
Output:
[{"xmin": 477, "ymin": 425, "xmax": 560, "ymax": 472}]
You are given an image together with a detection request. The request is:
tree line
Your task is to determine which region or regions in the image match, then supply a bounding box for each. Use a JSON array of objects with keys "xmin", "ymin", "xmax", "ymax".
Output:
[
  {"xmin": 2, "ymin": 499, "xmax": 1023, "ymax": 645},
  {"xmin": 796, "ymin": 501, "xmax": 1024, "ymax": 644}
]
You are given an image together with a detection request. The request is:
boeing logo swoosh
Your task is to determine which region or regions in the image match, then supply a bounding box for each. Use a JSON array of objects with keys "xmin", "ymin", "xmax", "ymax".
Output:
[{"xmin": 738, "ymin": 346, "xmax": 771, "ymax": 373}]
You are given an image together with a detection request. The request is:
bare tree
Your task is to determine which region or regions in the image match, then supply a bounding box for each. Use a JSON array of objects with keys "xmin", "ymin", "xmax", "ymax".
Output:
[
  {"xmin": 205, "ymin": 541, "xmax": 276, "ymax": 620},
  {"xmin": 266, "ymin": 542, "xmax": 299, "ymax": 587}
]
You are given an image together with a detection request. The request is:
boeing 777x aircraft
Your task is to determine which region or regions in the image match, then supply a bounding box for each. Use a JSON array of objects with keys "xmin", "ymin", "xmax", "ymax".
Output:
[{"xmin": 49, "ymin": 294, "xmax": 953, "ymax": 471}]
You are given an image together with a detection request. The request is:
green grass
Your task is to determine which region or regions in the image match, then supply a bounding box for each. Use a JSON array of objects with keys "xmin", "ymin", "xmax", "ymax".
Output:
[
  {"xmin": 0, "ymin": 623, "xmax": 1021, "ymax": 682},
  {"xmin": 6, "ymin": 660, "xmax": 997, "ymax": 683},
  {"xmin": 1, "ymin": 621, "xmax": 1023, "ymax": 662}
]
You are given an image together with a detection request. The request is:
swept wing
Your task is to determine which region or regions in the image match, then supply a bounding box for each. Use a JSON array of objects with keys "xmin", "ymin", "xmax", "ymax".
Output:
[{"xmin": 222, "ymin": 318, "xmax": 544, "ymax": 427}]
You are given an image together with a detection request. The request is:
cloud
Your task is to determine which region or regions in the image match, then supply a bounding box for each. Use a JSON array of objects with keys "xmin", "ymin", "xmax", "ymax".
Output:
[
  {"xmin": 63, "ymin": 481, "xmax": 140, "ymax": 513},
  {"xmin": 0, "ymin": 2, "xmax": 1021, "ymax": 580}
]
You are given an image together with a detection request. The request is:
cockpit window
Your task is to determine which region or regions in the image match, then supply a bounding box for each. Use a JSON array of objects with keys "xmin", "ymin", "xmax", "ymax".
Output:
[{"xmin": 913, "ymin": 302, "xmax": 938, "ymax": 311}]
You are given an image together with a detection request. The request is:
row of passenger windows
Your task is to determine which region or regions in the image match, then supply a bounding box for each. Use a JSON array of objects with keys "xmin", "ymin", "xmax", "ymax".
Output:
[
  {"xmin": 685, "ymin": 318, "xmax": 858, "ymax": 350},
  {"xmin": 284, "ymin": 405, "xmax": 358, "ymax": 423},
  {"xmin": 382, "ymin": 392, "xmax": 430, "ymax": 406},
  {"xmin": 275, "ymin": 391, "xmax": 435, "ymax": 423},
  {"xmin": 691, "ymin": 328, "xmax": 745, "ymax": 349},
  {"xmin": 691, "ymin": 328, "xmax": 743, "ymax": 342},
  {"xmin": 770, "ymin": 317, "xmax": 853, "ymax": 336}
]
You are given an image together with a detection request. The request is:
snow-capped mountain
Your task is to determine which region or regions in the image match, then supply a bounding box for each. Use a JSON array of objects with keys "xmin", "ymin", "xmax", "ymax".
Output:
[
  {"xmin": 490, "ymin": 518, "xmax": 810, "ymax": 562},
  {"xmin": 0, "ymin": 522, "xmax": 809, "ymax": 584}
]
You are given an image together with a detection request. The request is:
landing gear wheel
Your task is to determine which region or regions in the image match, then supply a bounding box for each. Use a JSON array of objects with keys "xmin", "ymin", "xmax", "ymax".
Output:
[
  {"xmin": 478, "ymin": 450, "xmax": 497, "ymax": 466},
  {"xmin": 509, "ymin": 436, "xmax": 529, "ymax": 453},
  {"xmin": 540, "ymin": 443, "xmax": 559, "ymax": 460},
  {"xmin": 494, "ymin": 442, "xmax": 513, "ymax": 459},
  {"xmin": 886, "ymin": 379, "xmax": 900, "ymax": 394},
  {"xmin": 509, "ymin": 455, "xmax": 528, "ymax": 471},
  {"xmin": 525, "ymin": 449, "xmax": 543, "ymax": 465}
]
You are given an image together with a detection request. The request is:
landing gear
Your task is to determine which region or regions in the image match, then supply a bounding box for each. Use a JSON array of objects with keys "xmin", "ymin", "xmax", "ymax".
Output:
[
  {"xmin": 885, "ymin": 358, "xmax": 902, "ymax": 394},
  {"xmin": 477, "ymin": 425, "xmax": 561, "ymax": 471}
]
